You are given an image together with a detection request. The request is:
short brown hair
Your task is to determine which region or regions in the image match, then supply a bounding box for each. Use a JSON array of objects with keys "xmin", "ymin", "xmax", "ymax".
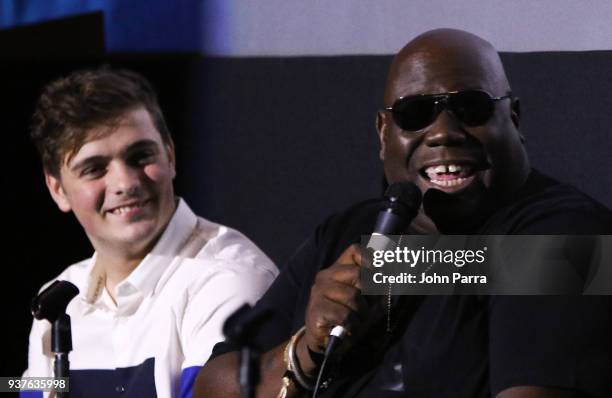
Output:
[{"xmin": 30, "ymin": 66, "xmax": 172, "ymax": 176}]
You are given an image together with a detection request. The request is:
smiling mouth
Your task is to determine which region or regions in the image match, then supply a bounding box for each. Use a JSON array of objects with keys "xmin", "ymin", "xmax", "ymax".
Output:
[
  {"xmin": 419, "ymin": 162, "xmax": 489, "ymax": 190},
  {"xmin": 107, "ymin": 199, "xmax": 151, "ymax": 216}
]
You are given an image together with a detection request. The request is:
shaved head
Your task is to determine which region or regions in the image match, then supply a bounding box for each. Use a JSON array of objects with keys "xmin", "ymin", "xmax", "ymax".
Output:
[{"xmin": 384, "ymin": 29, "xmax": 511, "ymax": 105}]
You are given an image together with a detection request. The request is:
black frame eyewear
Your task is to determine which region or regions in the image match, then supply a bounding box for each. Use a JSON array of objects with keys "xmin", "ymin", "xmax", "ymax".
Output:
[{"xmin": 384, "ymin": 89, "xmax": 512, "ymax": 131}]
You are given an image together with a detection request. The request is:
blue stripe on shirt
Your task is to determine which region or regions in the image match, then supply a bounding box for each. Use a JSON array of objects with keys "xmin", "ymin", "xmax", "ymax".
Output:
[
  {"xmin": 179, "ymin": 366, "xmax": 202, "ymax": 398},
  {"xmin": 19, "ymin": 391, "xmax": 43, "ymax": 398}
]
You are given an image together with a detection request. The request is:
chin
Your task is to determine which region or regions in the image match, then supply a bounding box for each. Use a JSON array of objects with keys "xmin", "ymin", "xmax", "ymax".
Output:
[{"xmin": 115, "ymin": 222, "xmax": 161, "ymax": 247}]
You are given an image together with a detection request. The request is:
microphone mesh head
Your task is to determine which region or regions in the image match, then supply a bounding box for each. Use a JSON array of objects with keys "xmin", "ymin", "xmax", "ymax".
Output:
[
  {"xmin": 385, "ymin": 182, "xmax": 422, "ymax": 209},
  {"xmin": 31, "ymin": 280, "xmax": 79, "ymax": 321}
]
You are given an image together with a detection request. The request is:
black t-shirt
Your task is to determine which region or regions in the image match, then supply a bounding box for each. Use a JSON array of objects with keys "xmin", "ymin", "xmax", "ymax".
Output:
[{"xmin": 210, "ymin": 170, "xmax": 612, "ymax": 397}]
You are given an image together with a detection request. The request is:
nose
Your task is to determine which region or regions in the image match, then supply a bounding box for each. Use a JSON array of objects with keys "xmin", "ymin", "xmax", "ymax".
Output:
[
  {"xmin": 109, "ymin": 162, "xmax": 143, "ymax": 196},
  {"xmin": 422, "ymin": 109, "xmax": 467, "ymax": 147}
]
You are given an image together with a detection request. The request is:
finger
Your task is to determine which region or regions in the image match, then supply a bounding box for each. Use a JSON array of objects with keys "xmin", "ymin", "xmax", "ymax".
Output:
[
  {"xmin": 320, "ymin": 282, "xmax": 364, "ymax": 313},
  {"xmin": 336, "ymin": 244, "xmax": 363, "ymax": 266},
  {"xmin": 320, "ymin": 263, "xmax": 362, "ymax": 289},
  {"xmin": 351, "ymin": 245, "xmax": 364, "ymax": 267},
  {"xmin": 311, "ymin": 299, "xmax": 361, "ymax": 337}
]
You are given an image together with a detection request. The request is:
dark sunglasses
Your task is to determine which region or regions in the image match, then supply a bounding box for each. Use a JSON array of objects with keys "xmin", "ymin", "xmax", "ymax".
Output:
[{"xmin": 384, "ymin": 89, "xmax": 512, "ymax": 131}]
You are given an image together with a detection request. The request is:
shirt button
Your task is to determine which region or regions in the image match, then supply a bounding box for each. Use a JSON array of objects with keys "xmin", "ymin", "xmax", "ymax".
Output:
[{"xmin": 115, "ymin": 385, "xmax": 125, "ymax": 393}]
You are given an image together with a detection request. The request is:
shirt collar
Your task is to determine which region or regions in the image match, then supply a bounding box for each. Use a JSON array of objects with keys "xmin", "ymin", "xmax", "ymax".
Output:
[{"xmin": 82, "ymin": 198, "xmax": 198, "ymax": 306}]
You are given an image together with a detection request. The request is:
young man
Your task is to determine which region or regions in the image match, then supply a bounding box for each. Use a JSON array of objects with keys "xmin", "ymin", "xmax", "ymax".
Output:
[{"xmin": 22, "ymin": 67, "xmax": 277, "ymax": 398}]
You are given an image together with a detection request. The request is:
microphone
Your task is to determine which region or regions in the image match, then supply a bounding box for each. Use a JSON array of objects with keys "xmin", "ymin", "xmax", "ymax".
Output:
[
  {"xmin": 313, "ymin": 182, "xmax": 421, "ymax": 396},
  {"xmin": 366, "ymin": 182, "xmax": 422, "ymax": 254},
  {"xmin": 330, "ymin": 182, "xmax": 421, "ymax": 344},
  {"xmin": 31, "ymin": 280, "xmax": 79, "ymax": 322}
]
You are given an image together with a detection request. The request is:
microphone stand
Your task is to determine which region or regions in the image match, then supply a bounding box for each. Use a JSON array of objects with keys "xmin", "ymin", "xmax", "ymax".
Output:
[
  {"xmin": 239, "ymin": 344, "xmax": 258, "ymax": 398},
  {"xmin": 31, "ymin": 280, "xmax": 79, "ymax": 398},
  {"xmin": 52, "ymin": 314, "xmax": 72, "ymax": 398},
  {"xmin": 223, "ymin": 304, "xmax": 272, "ymax": 398}
]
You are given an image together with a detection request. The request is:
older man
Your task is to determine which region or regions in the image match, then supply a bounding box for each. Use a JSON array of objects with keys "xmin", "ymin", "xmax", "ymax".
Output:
[{"xmin": 196, "ymin": 29, "xmax": 612, "ymax": 398}]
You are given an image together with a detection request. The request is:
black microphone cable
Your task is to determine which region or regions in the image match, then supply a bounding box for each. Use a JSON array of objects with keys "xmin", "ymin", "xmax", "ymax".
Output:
[{"xmin": 312, "ymin": 326, "xmax": 347, "ymax": 397}]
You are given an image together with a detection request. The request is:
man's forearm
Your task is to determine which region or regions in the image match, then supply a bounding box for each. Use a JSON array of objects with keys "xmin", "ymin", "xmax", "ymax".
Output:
[{"xmin": 194, "ymin": 342, "xmax": 312, "ymax": 398}]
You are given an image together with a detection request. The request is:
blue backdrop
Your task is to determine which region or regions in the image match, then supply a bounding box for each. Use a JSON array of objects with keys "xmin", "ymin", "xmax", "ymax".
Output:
[{"xmin": 0, "ymin": 0, "xmax": 203, "ymax": 52}]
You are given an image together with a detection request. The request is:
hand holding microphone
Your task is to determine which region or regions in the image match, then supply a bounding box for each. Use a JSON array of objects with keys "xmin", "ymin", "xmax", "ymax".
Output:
[
  {"xmin": 302, "ymin": 243, "xmax": 369, "ymax": 361},
  {"xmin": 324, "ymin": 182, "xmax": 422, "ymax": 350},
  {"xmin": 296, "ymin": 183, "xmax": 421, "ymax": 395}
]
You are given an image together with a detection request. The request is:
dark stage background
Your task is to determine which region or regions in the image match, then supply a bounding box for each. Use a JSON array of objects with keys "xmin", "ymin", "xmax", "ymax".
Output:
[{"xmin": 3, "ymin": 14, "xmax": 612, "ymax": 376}]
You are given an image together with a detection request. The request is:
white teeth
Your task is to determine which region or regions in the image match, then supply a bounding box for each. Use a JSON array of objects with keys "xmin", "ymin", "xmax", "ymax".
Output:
[
  {"xmin": 111, "ymin": 203, "xmax": 144, "ymax": 215},
  {"xmin": 425, "ymin": 165, "xmax": 444, "ymax": 175},
  {"xmin": 425, "ymin": 164, "xmax": 464, "ymax": 175},
  {"xmin": 430, "ymin": 177, "xmax": 467, "ymax": 187}
]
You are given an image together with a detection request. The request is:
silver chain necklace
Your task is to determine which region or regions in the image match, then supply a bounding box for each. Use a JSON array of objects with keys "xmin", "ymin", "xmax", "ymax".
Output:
[{"xmin": 385, "ymin": 234, "xmax": 435, "ymax": 333}]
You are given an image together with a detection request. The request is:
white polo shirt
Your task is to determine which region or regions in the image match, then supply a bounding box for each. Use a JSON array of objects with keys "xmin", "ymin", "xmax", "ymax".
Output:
[{"xmin": 22, "ymin": 199, "xmax": 277, "ymax": 398}]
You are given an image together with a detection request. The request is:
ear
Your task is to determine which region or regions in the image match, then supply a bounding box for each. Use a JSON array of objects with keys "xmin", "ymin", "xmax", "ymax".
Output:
[
  {"xmin": 376, "ymin": 111, "xmax": 389, "ymax": 161},
  {"xmin": 165, "ymin": 138, "xmax": 177, "ymax": 179},
  {"xmin": 510, "ymin": 97, "xmax": 521, "ymax": 129},
  {"xmin": 45, "ymin": 172, "xmax": 72, "ymax": 213}
]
